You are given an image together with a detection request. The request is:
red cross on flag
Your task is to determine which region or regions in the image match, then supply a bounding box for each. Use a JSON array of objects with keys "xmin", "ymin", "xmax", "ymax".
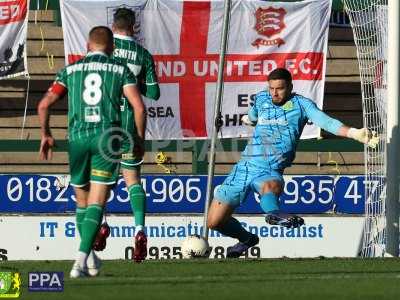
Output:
[{"xmin": 61, "ymin": 0, "xmax": 332, "ymax": 140}]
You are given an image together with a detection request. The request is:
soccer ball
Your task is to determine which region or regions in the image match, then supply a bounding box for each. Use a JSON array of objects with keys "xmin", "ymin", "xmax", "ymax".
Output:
[{"xmin": 181, "ymin": 235, "xmax": 210, "ymax": 259}]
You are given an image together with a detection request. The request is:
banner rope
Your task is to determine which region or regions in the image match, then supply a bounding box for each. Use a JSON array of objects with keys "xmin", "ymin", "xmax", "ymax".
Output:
[
  {"xmin": 39, "ymin": 25, "xmax": 45, "ymax": 52},
  {"xmin": 47, "ymin": 52, "xmax": 54, "ymax": 69},
  {"xmin": 37, "ymin": 0, "xmax": 54, "ymax": 69},
  {"xmin": 327, "ymin": 152, "xmax": 341, "ymax": 175},
  {"xmin": 20, "ymin": 77, "xmax": 30, "ymax": 140},
  {"xmin": 44, "ymin": 0, "xmax": 53, "ymax": 70},
  {"xmin": 34, "ymin": 0, "xmax": 40, "ymax": 24}
]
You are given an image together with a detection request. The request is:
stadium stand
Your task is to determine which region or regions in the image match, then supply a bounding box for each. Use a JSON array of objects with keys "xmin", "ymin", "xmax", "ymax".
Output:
[{"xmin": 0, "ymin": 7, "xmax": 364, "ymax": 175}]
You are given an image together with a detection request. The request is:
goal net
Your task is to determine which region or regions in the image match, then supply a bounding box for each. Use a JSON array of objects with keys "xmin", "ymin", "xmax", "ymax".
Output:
[{"xmin": 342, "ymin": 0, "xmax": 388, "ymax": 257}]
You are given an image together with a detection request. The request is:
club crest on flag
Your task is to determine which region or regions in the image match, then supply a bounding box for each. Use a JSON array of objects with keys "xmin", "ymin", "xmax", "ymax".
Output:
[{"xmin": 252, "ymin": 7, "xmax": 286, "ymax": 48}]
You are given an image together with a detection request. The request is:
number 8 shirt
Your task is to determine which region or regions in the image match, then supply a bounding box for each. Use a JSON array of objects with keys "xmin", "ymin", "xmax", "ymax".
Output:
[{"xmin": 53, "ymin": 51, "xmax": 137, "ymax": 186}]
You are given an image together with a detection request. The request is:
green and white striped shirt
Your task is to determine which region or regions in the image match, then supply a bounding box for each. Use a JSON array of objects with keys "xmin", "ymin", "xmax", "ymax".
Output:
[
  {"xmin": 55, "ymin": 52, "xmax": 136, "ymax": 141},
  {"xmin": 113, "ymin": 34, "xmax": 158, "ymax": 134}
]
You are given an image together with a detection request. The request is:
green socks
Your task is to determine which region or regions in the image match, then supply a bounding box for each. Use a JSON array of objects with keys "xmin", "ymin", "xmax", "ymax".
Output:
[
  {"xmin": 128, "ymin": 184, "xmax": 146, "ymax": 228},
  {"xmin": 76, "ymin": 207, "xmax": 87, "ymax": 237},
  {"xmin": 79, "ymin": 204, "xmax": 103, "ymax": 254}
]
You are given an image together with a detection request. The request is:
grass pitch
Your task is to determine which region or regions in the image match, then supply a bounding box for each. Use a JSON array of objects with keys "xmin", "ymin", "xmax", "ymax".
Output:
[{"xmin": 1, "ymin": 258, "xmax": 400, "ymax": 300}]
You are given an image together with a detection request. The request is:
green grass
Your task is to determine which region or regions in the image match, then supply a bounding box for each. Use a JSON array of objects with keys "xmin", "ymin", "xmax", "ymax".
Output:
[{"xmin": 1, "ymin": 258, "xmax": 400, "ymax": 300}]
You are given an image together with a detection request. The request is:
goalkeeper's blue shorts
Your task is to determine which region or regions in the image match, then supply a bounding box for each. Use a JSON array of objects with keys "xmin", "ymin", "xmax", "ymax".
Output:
[{"xmin": 214, "ymin": 159, "xmax": 284, "ymax": 208}]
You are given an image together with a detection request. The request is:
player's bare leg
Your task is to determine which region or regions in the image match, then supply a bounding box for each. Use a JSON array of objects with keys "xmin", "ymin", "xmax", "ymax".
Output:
[
  {"xmin": 207, "ymin": 200, "xmax": 259, "ymax": 258},
  {"xmin": 260, "ymin": 180, "xmax": 304, "ymax": 228},
  {"xmin": 207, "ymin": 200, "xmax": 234, "ymax": 229},
  {"xmin": 122, "ymin": 168, "xmax": 147, "ymax": 263}
]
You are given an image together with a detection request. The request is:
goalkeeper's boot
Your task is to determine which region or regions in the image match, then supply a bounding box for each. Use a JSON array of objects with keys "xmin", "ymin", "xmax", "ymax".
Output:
[
  {"xmin": 265, "ymin": 212, "xmax": 304, "ymax": 228},
  {"xmin": 87, "ymin": 251, "xmax": 101, "ymax": 277},
  {"xmin": 133, "ymin": 230, "xmax": 147, "ymax": 263},
  {"xmin": 93, "ymin": 223, "xmax": 110, "ymax": 251},
  {"xmin": 226, "ymin": 234, "xmax": 259, "ymax": 258},
  {"xmin": 70, "ymin": 261, "xmax": 88, "ymax": 278}
]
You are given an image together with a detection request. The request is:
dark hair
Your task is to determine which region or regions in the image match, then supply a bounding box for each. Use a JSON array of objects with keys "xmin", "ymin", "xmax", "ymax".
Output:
[
  {"xmin": 268, "ymin": 68, "xmax": 292, "ymax": 84},
  {"xmin": 113, "ymin": 8, "xmax": 136, "ymax": 30},
  {"xmin": 88, "ymin": 26, "xmax": 113, "ymax": 46}
]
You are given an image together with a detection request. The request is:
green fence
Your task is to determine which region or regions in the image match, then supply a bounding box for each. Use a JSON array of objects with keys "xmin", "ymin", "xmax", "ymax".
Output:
[{"xmin": 0, "ymin": 139, "xmax": 363, "ymax": 174}]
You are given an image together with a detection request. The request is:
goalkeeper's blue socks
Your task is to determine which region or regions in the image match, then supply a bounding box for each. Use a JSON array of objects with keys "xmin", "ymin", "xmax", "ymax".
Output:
[
  {"xmin": 260, "ymin": 192, "xmax": 279, "ymax": 214},
  {"xmin": 260, "ymin": 192, "xmax": 305, "ymax": 228}
]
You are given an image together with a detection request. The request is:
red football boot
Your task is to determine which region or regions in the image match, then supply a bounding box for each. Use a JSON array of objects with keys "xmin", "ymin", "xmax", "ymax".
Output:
[
  {"xmin": 133, "ymin": 230, "xmax": 147, "ymax": 263},
  {"xmin": 93, "ymin": 223, "xmax": 110, "ymax": 251}
]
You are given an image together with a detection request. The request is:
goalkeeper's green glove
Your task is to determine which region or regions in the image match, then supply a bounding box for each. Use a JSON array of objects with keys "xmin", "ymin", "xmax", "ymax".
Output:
[
  {"xmin": 241, "ymin": 115, "xmax": 257, "ymax": 127},
  {"xmin": 347, "ymin": 127, "xmax": 379, "ymax": 148}
]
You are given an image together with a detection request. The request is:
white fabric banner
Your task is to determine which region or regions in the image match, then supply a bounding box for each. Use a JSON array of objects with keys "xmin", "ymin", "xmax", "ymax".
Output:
[
  {"xmin": 0, "ymin": 0, "xmax": 29, "ymax": 79},
  {"xmin": 0, "ymin": 216, "xmax": 364, "ymax": 260},
  {"xmin": 61, "ymin": 0, "xmax": 331, "ymax": 139}
]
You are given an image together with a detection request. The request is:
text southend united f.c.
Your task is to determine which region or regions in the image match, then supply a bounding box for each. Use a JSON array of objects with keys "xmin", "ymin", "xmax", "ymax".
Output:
[{"xmin": 40, "ymin": 221, "xmax": 323, "ymax": 239}]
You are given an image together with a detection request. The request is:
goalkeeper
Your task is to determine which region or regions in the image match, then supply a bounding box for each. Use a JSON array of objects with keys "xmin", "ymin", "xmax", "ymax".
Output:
[
  {"xmin": 111, "ymin": 8, "xmax": 160, "ymax": 263},
  {"xmin": 207, "ymin": 68, "xmax": 379, "ymax": 258}
]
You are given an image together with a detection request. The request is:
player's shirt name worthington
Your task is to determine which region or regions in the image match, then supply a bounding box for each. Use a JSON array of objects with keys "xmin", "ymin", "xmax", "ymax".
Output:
[{"xmin": 66, "ymin": 62, "xmax": 125, "ymax": 75}]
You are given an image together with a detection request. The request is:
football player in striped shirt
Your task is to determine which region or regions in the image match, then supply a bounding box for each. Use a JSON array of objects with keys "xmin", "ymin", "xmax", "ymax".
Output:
[
  {"xmin": 38, "ymin": 26, "xmax": 146, "ymax": 277},
  {"xmin": 112, "ymin": 7, "xmax": 160, "ymax": 263}
]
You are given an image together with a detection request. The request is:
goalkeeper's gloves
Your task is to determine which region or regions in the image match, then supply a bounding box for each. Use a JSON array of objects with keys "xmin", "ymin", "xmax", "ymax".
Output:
[
  {"xmin": 347, "ymin": 127, "xmax": 379, "ymax": 148},
  {"xmin": 241, "ymin": 115, "xmax": 257, "ymax": 127}
]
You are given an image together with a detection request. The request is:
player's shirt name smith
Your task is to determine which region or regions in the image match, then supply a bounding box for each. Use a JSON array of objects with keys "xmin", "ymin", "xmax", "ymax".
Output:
[
  {"xmin": 113, "ymin": 48, "xmax": 138, "ymax": 61},
  {"xmin": 66, "ymin": 62, "xmax": 125, "ymax": 75}
]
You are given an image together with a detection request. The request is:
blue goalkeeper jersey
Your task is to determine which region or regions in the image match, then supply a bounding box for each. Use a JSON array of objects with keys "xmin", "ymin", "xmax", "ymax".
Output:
[{"xmin": 242, "ymin": 91, "xmax": 343, "ymax": 170}]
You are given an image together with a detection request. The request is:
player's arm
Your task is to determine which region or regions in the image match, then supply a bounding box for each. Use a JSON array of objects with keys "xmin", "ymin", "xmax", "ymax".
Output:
[
  {"xmin": 37, "ymin": 82, "xmax": 67, "ymax": 160},
  {"xmin": 140, "ymin": 51, "xmax": 160, "ymax": 100},
  {"xmin": 123, "ymin": 82, "xmax": 146, "ymax": 159},
  {"xmin": 122, "ymin": 67, "xmax": 146, "ymax": 141},
  {"xmin": 123, "ymin": 84, "xmax": 146, "ymax": 140},
  {"xmin": 303, "ymin": 99, "xmax": 379, "ymax": 148}
]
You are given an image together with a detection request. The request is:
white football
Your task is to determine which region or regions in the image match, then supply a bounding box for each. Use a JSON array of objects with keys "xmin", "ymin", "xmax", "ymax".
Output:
[{"xmin": 181, "ymin": 235, "xmax": 210, "ymax": 259}]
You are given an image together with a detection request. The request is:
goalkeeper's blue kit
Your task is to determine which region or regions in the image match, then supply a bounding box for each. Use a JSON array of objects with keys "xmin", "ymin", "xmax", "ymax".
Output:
[{"xmin": 214, "ymin": 91, "xmax": 343, "ymax": 207}]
